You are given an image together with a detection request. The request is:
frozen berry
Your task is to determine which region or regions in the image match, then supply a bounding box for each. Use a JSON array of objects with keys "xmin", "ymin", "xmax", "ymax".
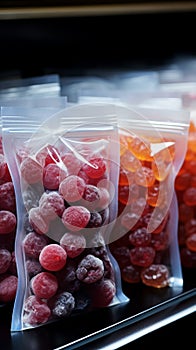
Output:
[
  {"xmin": 88, "ymin": 279, "xmax": 116, "ymax": 308},
  {"xmin": 0, "ymin": 248, "xmax": 12, "ymax": 273},
  {"xmin": 0, "ymin": 210, "xmax": 17, "ymax": 234},
  {"xmin": 82, "ymin": 184, "xmax": 100, "ymax": 210},
  {"xmin": 43, "ymin": 163, "xmax": 67, "ymax": 190},
  {"xmin": 20, "ymin": 156, "xmax": 43, "ymax": 184},
  {"xmin": 23, "ymin": 231, "xmax": 49, "ymax": 259},
  {"xmin": 60, "ymin": 232, "xmax": 86, "ymax": 258},
  {"xmin": 28, "ymin": 207, "xmax": 49, "ymax": 234},
  {"xmin": 76, "ymin": 254, "xmax": 104, "ymax": 283},
  {"xmin": 59, "ymin": 175, "xmax": 86, "ymax": 203},
  {"xmin": 0, "ymin": 275, "xmax": 17, "ymax": 302},
  {"xmin": 39, "ymin": 244, "xmax": 67, "ymax": 271},
  {"xmin": 23, "ymin": 295, "xmax": 51, "ymax": 325},
  {"xmin": 31, "ymin": 271, "xmax": 58, "ymax": 299},
  {"xmin": 0, "ymin": 182, "xmax": 16, "ymax": 213},
  {"xmin": 39, "ymin": 191, "xmax": 65, "ymax": 220},
  {"xmin": 48, "ymin": 291, "xmax": 75, "ymax": 318},
  {"xmin": 62, "ymin": 206, "xmax": 90, "ymax": 232}
]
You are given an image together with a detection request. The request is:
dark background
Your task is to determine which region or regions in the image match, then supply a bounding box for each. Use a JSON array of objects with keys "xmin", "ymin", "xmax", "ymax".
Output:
[{"xmin": 0, "ymin": 5, "xmax": 195, "ymax": 349}]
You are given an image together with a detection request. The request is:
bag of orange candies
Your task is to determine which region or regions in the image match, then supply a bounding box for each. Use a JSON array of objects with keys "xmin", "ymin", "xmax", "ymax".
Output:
[
  {"xmin": 2, "ymin": 103, "xmax": 129, "ymax": 331},
  {"xmin": 108, "ymin": 103, "xmax": 190, "ymax": 289}
]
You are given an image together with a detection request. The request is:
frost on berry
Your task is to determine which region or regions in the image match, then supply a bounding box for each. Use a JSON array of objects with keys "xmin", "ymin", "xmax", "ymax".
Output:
[
  {"xmin": 76, "ymin": 254, "xmax": 104, "ymax": 283},
  {"xmin": 28, "ymin": 207, "xmax": 49, "ymax": 234},
  {"xmin": 22, "ymin": 183, "xmax": 44, "ymax": 211},
  {"xmin": 59, "ymin": 175, "xmax": 86, "ymax": 203},
  {"xmin": 31, "ymin": 271, "xmax": 58, "ymax": 299},
  {"xmin": 39, "ymin": 191, "xmax": 65, "ymax": 220},
  {"xmin": 23, "ymin": 295, "xmax": 51, "ymax": 325},
  {"xmin": 20, "ymin": 156, "xmax": 43, "ymax": 184},
  {"xmin": 48, "ymin": 291, "xmax": 75, "ymax": 318},
  {"xmin": 62, "ymin": 206, "xmax": 90, "ymax": 232},
  {"xmin": 23, "ymin": 231, "xmax": 49, "ymax": 259},
  {"xmin": 39, "ymin": 244, "xmax": 67, "ymax": 271},
  {"xmin": 43, "ymin": 163, "xmax": 67, "ymax": 190},
  {"xmin": 60, "ymin": 232, "xmax": 86, "ymax": 258}
]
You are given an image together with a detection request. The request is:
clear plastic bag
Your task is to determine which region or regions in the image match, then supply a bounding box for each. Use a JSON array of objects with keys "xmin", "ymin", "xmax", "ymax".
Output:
[
  {"xmin": 108, "ymin": 103, "xmax": 190, "ymax": 289},
  {"xmin": 2, "ymin": 103, "xmax": 129, "ymax": 331}
]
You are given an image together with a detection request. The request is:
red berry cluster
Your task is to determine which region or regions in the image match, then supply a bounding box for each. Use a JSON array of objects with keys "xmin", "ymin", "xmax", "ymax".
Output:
[
  {"xmin": 0, "ymin": 137, "xmax": 18, "ymax": 304},
  {"xmin": 17, "ymin": 143, "xmax": 116, "ymax": 327}
]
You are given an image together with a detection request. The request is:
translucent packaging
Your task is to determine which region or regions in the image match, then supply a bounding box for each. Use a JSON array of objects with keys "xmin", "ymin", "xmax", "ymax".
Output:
[{"xmin": 2, "ymin": 103, "xmax": 129, "ymax": 331}]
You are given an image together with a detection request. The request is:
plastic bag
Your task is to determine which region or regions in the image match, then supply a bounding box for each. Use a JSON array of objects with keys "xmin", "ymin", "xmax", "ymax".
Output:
[
  {"xmin": 108, "ymin": 103, "xmax": 190, "ymax": 289},
  {"xmin": 0, "ymin": 106, "xmax": 65, "ymax": 309},
  {"xmin": 0, "ymin": 74, "xmax": 61, "ymax": 99},
  {"xmin": 175, "ymin": 109, "xmax": 196, "ymax": 269},
  {"xmin": 2, "ymin": 103, "xmax": 129, "ymax": 331}
]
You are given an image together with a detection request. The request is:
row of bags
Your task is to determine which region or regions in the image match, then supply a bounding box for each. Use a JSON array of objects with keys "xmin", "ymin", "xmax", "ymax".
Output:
[
  {"xmin": 0, "ymin": 58, "xmax": 195, "ymax": 331},
  {"xmin": 0, "ymin": 96, "xmax": 192, "ymax": 332}
]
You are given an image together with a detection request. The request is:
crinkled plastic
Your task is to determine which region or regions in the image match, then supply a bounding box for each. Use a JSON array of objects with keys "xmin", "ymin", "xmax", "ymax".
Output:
[
  {"xmin": 2, "ymin": 103, "xmax": 129, "ymax": 332},
  {"xmin": 108, "ymin": 103, "xmax": 190, "ymax": 289}
]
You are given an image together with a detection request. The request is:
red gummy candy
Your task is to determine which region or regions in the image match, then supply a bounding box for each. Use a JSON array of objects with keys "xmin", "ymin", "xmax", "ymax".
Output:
[
  {"xmin": 20, "ymin": 156, "xmax": 43, "ymax": 184},
  {"xmin": 82, "ymin": 157, "xmax": 106, "ymax": 179},
  {"xmin": 0, "ymin": 275, "xmax": 18, "ymax": 302}
]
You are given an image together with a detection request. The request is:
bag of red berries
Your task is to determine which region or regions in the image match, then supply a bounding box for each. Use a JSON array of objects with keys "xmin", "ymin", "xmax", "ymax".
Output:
[
  {"xmin": 2, "ymin": 103, "xmax": 129, "ymax": 331},
  {"xmin": 108, "ymin": 103, "xmax": 190, "ymax": 289},
  {"xmin": 0, "ymin": 131, "xmax": 18, "ymax": 308}
]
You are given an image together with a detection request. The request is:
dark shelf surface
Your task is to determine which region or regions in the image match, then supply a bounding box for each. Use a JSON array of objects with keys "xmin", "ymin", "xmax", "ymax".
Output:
[{"xmin": 1, "ymin": 268, "xmax": 195, "ymax": 350}]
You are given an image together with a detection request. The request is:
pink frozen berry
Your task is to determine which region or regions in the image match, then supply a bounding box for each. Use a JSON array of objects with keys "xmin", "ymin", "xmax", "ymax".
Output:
[
  {"xmin": 23, "ymin": 295, "xmax": 51, "ymax": 325},
  {"xmin": 62, "ymin": 206, "xmax": 90, "ymax": 232},
  {"xmin": 59, "ymin": 175, "xmax": 86, "ymax": 203},
  {"xmin": 43, "ymin": 163, "xmax": 67, "ymax": 190},
  {"xmin": 28, "ymin": 207, "xmax": 49, "ymax": 234},
  {"xmin": 39, "ymin": 191, "xmax": 65, "ymax": 220},
  {"xmin": 61, "ymin": 152, "xmax": 82, "ymax": 175},
  {"xmin": 20, "ymin": 156, "xmax": 43, "ymax": 184},
  {"xmin": 39, "ymin": 244, "xmax": 67, "ymax": 271},
  {"xmin": 31, "ymin": 271, "xmax": 58, "ymax": 299},
  {"xmin": 23, "ymin": 231, "xmax": 49, "ymax": 259},
  {"xmin": 60, "ymin": 232, "xmax": 86, "ymax": 258}
]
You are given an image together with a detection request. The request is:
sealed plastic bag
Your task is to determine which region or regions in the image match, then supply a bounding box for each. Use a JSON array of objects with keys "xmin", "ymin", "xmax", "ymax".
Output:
[
  {"xmin": 0, "ymin": 106, "xmax": 65, "ymax": 309},
  {"xmin": 108, "ymin": 103, "xmax": 190, "ymax": 289},
  {"xmin": 2, "ymin": 103, "xmax": 129, "ymax": 331}
]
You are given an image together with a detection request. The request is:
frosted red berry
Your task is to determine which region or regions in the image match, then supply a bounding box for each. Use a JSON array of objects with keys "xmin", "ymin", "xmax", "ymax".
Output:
[
  {"xmin": 60, "ymin": 232, "xmax": 86, "ymax": 258},
  {"xmin": 20, "ymin": 156, "xmax": 43, "ymax": 184},
  {"xmin": 23, "ymin": 295, "xmax": 51, "ymax": 325},
  {"xmin": 31, "ymin": 271, "xmax": 58, "ymax": 299},
  {"xmin": 0, "ymin": 275, "xmax": 18, "ymax": 302},
  {"xmin": 39, "ymin": 244, "xmax": 67, "ymax": 271},
  {"xmin": 76, "ymin": 254, "xmax": 104, "ymax": 283},
  {"xmin": 59, "ymin": 175, "xmax": 86, "ymax": 203},
  {"xmin": 82, "ymin": 157, "xmax": 106, "ymax": 179},
  {"xmin": 62, "ymin": 206, "xmax": 90, "ymax": 232},
  {"xmin": 23, "ymin": 231, "xmax": 49, "ymax": 259},
  {"xmin": 39, "ymin": 191, "xmax": 65, "ymax": 220}
]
